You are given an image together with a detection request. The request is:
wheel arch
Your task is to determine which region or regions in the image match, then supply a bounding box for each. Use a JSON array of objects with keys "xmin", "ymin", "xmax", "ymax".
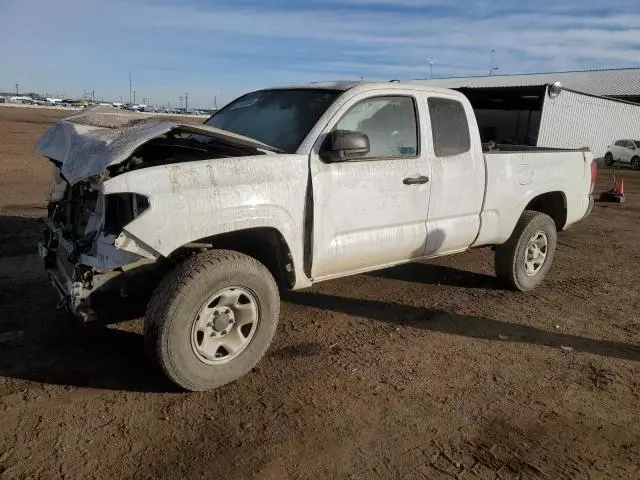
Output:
[
  {"xmin": 523, "ymin": 191, "xmax": 567, "ymax": 231},
  {"xmin": 170, "ymin": 227, "xmax": 297, "ymax": 289}
]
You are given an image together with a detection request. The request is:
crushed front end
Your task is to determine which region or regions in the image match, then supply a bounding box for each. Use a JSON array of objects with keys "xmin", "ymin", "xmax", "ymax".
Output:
[
  {"xmin": 35, "ymin": 107, "xmax": 274, "ymax": 320},
  {"xmin": 38, "ymin": 168, "xmax": 157, "ymax": 320}
]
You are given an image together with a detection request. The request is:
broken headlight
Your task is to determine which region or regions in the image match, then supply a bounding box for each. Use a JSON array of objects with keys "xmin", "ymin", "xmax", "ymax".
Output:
[{"xmin": 103, "ymin": 193, "xmax": 149, "ymax": 235}]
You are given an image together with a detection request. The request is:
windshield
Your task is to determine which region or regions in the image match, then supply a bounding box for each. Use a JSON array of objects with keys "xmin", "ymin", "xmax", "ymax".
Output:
[{"xmin": 205, "ymin": 89, "xmax": 341, "ymax": 153}]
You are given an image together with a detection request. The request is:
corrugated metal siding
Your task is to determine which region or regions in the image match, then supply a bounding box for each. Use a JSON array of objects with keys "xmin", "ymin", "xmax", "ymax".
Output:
[
  {"xmin": 412, "ymin": 68, "xmax": 640, "ymax": 97},
  {"xmin": 537, "ymin": 88, "xmax": 640, "ymax": 158}
]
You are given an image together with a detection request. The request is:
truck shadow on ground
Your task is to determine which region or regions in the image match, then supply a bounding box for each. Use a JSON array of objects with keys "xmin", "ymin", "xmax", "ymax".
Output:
[
  {"xmin": 369, "ymin": 263, "xmax": 506, "ymax": 290},
  {"xmin": 0, "ymin": 318, "xmax": 175, "ymax": 393},
  {"xmin": 283, "ymin": 291, "xmax": 640, "ymax": 363},
  {"xmin": 0, "ymin": 214, "xmax": 46, "ymax": 257}
]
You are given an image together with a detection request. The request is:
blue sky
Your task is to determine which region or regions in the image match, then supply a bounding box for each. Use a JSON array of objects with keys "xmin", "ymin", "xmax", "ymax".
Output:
[{"xmin": 1, "ymin": 0, "xmax": 639, "ymax": 108}]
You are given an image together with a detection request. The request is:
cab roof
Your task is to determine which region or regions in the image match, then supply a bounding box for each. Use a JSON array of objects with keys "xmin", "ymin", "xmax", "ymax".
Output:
[{"xmin": 268, "ymin": 80, "xmax": 460, "ymax": 96}]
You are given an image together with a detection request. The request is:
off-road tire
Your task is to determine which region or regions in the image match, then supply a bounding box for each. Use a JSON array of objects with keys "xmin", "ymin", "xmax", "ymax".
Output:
[
  {"xmin": 144, "ymin": 249, "xmax": 279, "ymax": 391},
  {"xmin": 631, "ymin": 156, "xmax": 640, "ymax": 170},
  {"xmin": 495, "ymin": 211, "xmax": 557, "ymax": 292}
]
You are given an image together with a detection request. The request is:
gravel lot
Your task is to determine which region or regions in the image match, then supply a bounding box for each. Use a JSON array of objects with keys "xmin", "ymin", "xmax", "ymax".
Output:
[{"xmin": 0, "ymin": 105, "xmax": 639, "ymax": 479}]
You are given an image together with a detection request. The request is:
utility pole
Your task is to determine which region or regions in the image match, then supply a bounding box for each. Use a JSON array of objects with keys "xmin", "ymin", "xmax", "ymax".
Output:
[
  {"xmin": 92, "ymin": 90, "xmax": 95, "ymax": 101},
  {"xmin": 428, "ymin": 56, "xmax": 434, "ymax": 79},
  {"xmin": 185, "ymin": 92, "xmax": 188, "ymax": 112},
  {"xmin": 133, "ymin": 90, "xmax": 136, "ymax": 104},
  {"xmin": 15, "ymin": 83, "xmax": 19, "ymax": 95},
  {"xmin": 129, "ymin": 72, "xmax": 132, "ymax": 104},
  {"xmin": 489, "ymin": 49, "xmax": 499, "ymax": 76},
  {"xmin": 214, "ymin": 96, "xmax": 217, "ymax": 109}
]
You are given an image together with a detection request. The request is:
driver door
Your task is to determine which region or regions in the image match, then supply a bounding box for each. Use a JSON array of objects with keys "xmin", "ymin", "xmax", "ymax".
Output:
[{"xmin": 309, "ymin": 91, "xmax": 432, "ymax": 280}]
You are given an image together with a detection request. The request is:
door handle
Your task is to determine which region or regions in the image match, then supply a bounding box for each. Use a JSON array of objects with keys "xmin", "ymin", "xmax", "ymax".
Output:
[{"xmin": 403, "ymin": 175, "xmax": 429, "ymax": 185}]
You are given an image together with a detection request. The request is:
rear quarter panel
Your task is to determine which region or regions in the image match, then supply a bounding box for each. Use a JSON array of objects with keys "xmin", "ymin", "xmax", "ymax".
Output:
[{"xmin": 473, "ymin": 150, "xmax": 592, "ymax": 246}]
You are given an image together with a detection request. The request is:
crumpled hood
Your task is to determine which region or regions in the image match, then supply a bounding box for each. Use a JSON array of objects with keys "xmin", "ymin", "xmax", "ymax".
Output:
[{"xmin": 35, "ymin": 106, "xmax": 280, "ymax": 185}]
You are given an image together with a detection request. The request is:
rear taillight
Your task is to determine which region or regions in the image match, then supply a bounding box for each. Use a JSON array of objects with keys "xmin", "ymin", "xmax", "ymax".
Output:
[{"xmin": 590, "ymin": 161, "xmax": 597, "ymax": 193}]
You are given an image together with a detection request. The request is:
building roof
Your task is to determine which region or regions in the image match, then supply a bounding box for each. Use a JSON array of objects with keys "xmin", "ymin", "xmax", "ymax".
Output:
[{"xmin": 412, "ymin": 67, "xmax": 640, "ymax": 97}]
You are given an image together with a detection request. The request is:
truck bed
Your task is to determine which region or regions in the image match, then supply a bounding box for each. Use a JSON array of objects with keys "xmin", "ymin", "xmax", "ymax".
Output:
[
  {"xmin": 482, "ymin": 143, "xmax": 590, "ymax": 153},
  {"xmin": 472, "ymin": 147, "xmax": 593, "ymax": 248}
]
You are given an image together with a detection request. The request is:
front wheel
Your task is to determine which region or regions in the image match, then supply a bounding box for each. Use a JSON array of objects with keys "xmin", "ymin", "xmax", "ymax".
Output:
[
  {"xmin": 631, "ymin": 157, "xmax": 640, "ymax": 170},
  {"xmin": 495, "ymin": 211, "xmax": 557, "ymax": 292},
  {"xmin": 604, "ymin": 153, "xmax": 614, "ymax": 167},
  {"xmin": 144, "ymin": 250, "xmax": 280, "ymax": 391}
]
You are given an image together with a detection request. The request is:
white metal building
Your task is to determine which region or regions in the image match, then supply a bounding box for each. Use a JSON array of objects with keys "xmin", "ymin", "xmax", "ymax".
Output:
[{"xmin": 413, "ymin": 68, "xmax": 640, "ymax": 159}]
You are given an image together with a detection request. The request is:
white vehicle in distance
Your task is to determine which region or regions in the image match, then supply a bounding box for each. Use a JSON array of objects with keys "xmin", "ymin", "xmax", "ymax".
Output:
[
  {"xmin": 35, "ymin": 81, "xmax": 596, "ymax": 391},
  {"xmin": 604, "ymin": 139, "xmax": 640, "ymax": 169}
]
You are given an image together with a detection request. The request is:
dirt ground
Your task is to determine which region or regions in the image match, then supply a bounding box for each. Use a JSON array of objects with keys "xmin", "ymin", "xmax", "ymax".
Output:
[{"xmin": 0, "ymin": 105, "xmax": 639, "ymax": 480}]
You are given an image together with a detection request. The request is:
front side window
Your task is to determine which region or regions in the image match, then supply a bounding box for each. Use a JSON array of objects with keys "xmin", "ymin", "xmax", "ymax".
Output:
[
  {"xmin": 615, "ymin": 140, "xmax": 626, "ymax": 147},
  {"xmin": 205, "ymin": 89, "xmax": 341, "ymax": 153},
  {"xmin": 634, "ymin": 141, "xmax": 640, "ymax": 148},
  {"xmin": 428, "ymin": 97, "xmax": 471, "ymax": 157},
  {"xmin": 334, "ymin": 96, "xmax": 418, "ymax": 158}
]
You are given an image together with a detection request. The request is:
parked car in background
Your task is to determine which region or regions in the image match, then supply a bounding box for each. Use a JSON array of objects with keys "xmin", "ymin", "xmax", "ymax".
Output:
[{"xmin": 605, "ymin": 139, "xmax": 640, "ymax": 169}]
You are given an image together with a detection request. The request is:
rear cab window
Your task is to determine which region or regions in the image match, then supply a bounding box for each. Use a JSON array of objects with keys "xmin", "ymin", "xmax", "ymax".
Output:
[{"xmin": 427, "ymin": 97, "xmax": 470, "ymax": 157}]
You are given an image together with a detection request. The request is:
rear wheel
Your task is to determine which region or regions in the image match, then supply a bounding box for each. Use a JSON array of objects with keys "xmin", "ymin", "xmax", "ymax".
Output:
[
  {"xmin": 604, "ymin": 152, "xmax": 614, "ymax": 167},
  {"xmin": 144, "ymin": 250, "xmax": 279, "ymax": 391},
  {"xmin": 495, "ymin": 211, "xmax": 557, "ymax": 292},
  {"xmin": 631, "ymin": 156, "xmax": 640, "ymax": 170}
]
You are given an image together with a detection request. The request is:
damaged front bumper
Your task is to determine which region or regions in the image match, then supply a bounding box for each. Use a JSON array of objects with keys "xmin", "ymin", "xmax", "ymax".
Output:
[{"xmin": 39, "ymin": 222, "xmax": 157, "ymax": 322}]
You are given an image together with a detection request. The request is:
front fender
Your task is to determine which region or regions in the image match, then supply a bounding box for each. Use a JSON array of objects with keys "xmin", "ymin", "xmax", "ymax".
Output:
[
  {"xmin": 102, "ymin": 155, "xmax": 309, "ymax": 286},
  {"xmin": 125, "ymin": 203, "xmax": 300, "ymax": 259}
]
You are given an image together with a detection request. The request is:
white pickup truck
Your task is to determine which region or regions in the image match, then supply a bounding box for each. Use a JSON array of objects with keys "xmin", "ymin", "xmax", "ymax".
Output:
[{"xmin": 36, "ymin": 81, "xmax": 595, "ymax": 390}]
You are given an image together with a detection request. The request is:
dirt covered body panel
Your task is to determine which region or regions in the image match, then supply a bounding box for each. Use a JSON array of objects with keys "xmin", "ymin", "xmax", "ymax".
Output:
[{"xmin": 103, "ymin": 153, "xmax": 309, "ymax": 286}]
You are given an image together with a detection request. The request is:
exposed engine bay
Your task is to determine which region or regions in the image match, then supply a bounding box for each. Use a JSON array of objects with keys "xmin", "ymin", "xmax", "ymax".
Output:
[{"xmin": 111, "ymin": 134, "xmax": 265, "ymax": 177}]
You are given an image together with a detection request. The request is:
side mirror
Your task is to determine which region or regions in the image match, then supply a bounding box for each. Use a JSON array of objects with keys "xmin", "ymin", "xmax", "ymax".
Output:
[{"xmin": 320, "ymin": 130, "xmax": 369, "ymax": 162}]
